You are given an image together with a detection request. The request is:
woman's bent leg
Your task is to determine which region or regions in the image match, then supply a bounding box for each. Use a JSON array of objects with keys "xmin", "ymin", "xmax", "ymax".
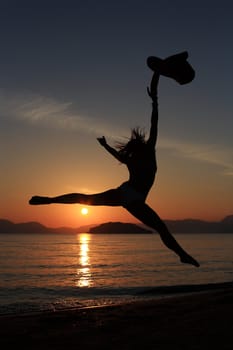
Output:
[
  {"xmin": 126, "ymin": 201, "xmax": 200, "ymax": 267},
  {"xmin": 29, "ymin": 189, "xmax": 122, "ymax": 206}
]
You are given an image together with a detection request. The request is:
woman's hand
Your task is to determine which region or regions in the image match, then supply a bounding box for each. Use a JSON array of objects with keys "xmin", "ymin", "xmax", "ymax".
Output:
[{"xmin": 97, "ymin": 136, "xmax": 107, "ymax": 146}]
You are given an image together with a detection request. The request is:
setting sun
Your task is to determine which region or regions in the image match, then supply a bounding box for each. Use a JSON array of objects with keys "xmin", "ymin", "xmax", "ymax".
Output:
[{"xmin": 81, "ymin": 207, "xmax": 89, "ymax": 215}]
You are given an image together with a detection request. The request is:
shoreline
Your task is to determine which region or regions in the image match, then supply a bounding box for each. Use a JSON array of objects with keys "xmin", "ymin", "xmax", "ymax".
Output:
[
  {"xmin": 1, "ymin": 283, "xmax": 232, "ymax": 349},
  {"xmin": 1, "ymin": 280, "xmax": 232, "ymax": 317}
]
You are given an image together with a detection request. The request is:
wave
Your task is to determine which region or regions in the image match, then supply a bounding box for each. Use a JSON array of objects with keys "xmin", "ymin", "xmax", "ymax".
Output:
[{"xmin": 1, "ymin": 280, "xmax": 232, "ymax": 316}]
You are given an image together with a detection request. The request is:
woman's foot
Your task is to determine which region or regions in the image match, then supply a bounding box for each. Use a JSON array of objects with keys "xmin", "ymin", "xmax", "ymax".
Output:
[
  {"xmin": 29, "ymin": 196, "xmax": 51, "ymax": 205},
  {"xmin": 180, "ymin": 253, "xmax": 200, "ymax": 267}
]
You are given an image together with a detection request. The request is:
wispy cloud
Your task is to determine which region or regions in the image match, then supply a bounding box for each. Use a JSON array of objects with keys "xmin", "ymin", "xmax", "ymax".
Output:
[
  {"xmin": 0, "ymin": 89, "xmax": 126, "ymax": 138},
  {"xmin": 1, "ymin": 89, "xmax": 232, "ymax": 176},
  {"xmin": 160, "ymin": 138, "xmax": 233, "ymax": 176}
]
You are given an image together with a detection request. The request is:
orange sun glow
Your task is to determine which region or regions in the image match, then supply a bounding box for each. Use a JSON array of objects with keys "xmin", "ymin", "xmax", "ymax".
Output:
[{"xmin": 81, "ymin": 207, "xmax": 89, "ymax": 215}]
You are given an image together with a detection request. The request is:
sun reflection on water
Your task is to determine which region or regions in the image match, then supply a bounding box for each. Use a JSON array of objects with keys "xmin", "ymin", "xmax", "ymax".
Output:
[{"xmin": 76, "ymin": 234, "xmax": 92, "ymax": 287}]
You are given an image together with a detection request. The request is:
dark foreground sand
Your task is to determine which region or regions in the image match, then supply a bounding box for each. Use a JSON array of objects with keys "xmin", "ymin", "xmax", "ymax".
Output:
[{"xmin": 1, "ymin": 285, "xmax": 233, "ymax": 350}]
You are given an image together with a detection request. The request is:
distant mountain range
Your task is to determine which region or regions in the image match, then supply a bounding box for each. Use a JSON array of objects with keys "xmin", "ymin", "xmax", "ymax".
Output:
[
  {"xmin": 1, "ymin": 215, "xmax": 233, "ymax": 234},
  {"xmin": 0, "ymin": 219, "xmax": 150, "ymax": 234},
  {"xmin": 0, "ymin": 219, "xmax": 88, "ymax": 234}
]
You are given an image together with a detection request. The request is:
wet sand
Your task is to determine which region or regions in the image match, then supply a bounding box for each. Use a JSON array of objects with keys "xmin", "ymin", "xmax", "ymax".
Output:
[{"xmin": 1, "ymin": 284, "xmax": 232, "ymax": 350}]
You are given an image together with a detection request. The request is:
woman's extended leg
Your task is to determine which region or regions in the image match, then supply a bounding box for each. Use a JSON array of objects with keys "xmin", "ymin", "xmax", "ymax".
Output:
[
  {"xmin": 125, "ymin": 201, "xmax": 200, "ymax": 267},
  {"xmin": 29, "ymin": 189, "xmax": 122, "ymax": 206}
]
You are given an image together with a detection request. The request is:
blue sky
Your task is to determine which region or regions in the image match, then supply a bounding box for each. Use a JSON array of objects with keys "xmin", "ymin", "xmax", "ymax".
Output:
[{"xmin": 1, "ymin": 0, "xmax": 233, "ymax": 227}]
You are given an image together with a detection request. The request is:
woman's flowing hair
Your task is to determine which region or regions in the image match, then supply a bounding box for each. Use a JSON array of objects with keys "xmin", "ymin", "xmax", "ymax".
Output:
[{"xmin": 115, "ymin": 127, "xmax": 146, "ymax": 161}]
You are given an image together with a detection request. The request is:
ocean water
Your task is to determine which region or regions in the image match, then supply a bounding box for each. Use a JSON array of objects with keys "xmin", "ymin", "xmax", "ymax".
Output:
[{"xmin": 0, "ymin": 233, "xmax": 232, "ymax": 315}]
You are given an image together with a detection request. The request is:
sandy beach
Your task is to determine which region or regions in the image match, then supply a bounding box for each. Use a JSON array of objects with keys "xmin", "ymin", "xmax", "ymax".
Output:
[{"xmin": 0, "ymin": 284, "xmax": 232, "ymax": 350}]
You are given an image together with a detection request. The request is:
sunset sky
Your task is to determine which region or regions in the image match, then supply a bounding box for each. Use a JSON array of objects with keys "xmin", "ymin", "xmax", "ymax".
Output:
[{"xmin": 1, "ymin": 1, "xmax": 233, "ymax": 228}]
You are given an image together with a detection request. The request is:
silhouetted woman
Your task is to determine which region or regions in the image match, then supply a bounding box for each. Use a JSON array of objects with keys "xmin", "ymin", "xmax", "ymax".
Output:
[{"xmin": 29, "ymin": 72, "xmax": 199, "ymax": 267}]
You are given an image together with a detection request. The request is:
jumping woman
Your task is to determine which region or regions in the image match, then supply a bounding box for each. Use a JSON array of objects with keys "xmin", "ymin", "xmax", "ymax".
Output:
[{"xmin": 29, "ymin": 66, "xmax": 199, "ymax": 267}]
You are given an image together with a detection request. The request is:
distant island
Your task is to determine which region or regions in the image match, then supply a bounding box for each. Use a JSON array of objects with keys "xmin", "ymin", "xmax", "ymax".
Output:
[
  {"xmin": 0, "ymin": 215, "xmax": 233, "ymax": 234},
  {"xmin": 89, "ymin": 222, "xmax": 152, "ymax": 234}
]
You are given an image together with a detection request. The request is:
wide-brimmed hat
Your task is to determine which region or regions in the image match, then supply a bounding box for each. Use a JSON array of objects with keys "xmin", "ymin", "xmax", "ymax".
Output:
[{"xmin": 147, "ymin": 51, "xmax": 195, "ymax": 85}]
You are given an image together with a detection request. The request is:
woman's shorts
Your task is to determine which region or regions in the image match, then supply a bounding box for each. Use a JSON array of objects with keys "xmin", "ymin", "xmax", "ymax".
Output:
[{"xmin": 117, "ymin": 182, "xmax": 146, "ymax": 206}]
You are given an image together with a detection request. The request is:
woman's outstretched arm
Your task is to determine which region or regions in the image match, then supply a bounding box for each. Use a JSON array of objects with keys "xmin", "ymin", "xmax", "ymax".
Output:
[
  {"xmin": 147, "ymin": 73, "xmax": 159, "ymax": 148},
  {"xmin": 97, "ymin": 136, "xmax": 125, "ymax": 163}
]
